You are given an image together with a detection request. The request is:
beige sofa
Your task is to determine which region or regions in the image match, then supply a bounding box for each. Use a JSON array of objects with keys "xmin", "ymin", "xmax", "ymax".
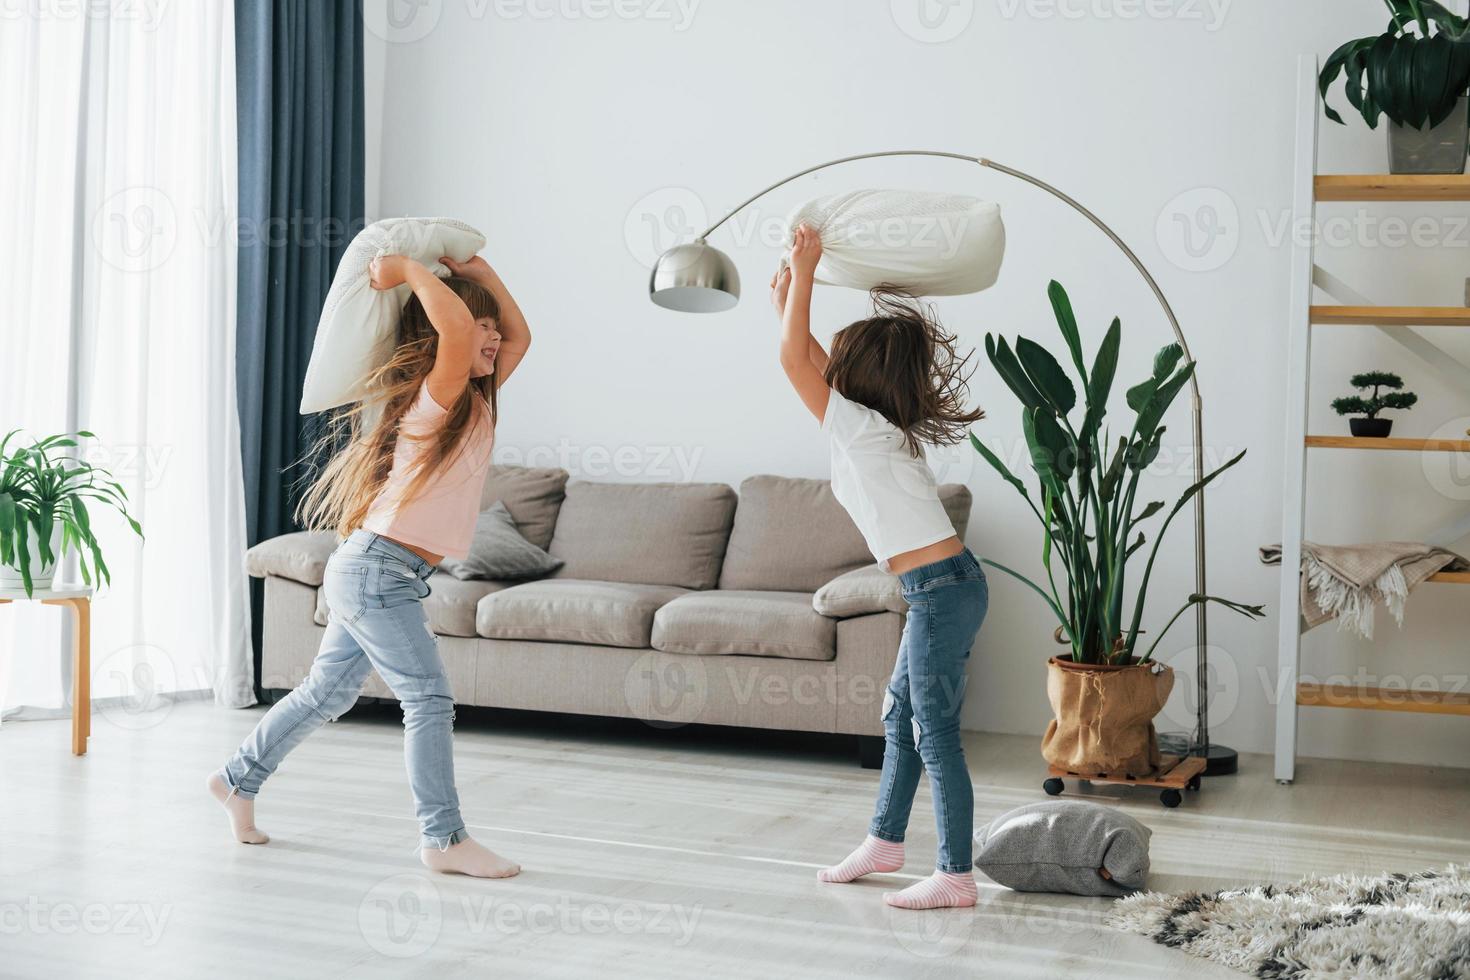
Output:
[{"xmin": 245, "ymin": 467, "xmax": 972, "ymax": 767}]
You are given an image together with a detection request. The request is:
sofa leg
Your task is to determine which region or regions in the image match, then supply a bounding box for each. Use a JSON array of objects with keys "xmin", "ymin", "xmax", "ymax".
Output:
[{"xmin": 857, "ymin": 735, "xmax": 884, "ymax": 770}]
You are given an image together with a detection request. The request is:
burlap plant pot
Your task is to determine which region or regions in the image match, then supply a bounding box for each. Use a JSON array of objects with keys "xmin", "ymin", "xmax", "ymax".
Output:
[{"xmin": 1041, "ymin": 657, "xmax": 1175, "ymax": 778}]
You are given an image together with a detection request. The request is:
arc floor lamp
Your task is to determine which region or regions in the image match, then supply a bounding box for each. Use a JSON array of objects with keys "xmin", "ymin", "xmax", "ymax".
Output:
[{"xmin": 647, "ymin": 149, "xmax": 1234, "ymax": 776}]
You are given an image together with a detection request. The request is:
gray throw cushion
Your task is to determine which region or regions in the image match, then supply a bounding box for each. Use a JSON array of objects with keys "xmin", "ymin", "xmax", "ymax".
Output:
[
  {"xmin": 548, "ymin": 481, "xmax": 737, "ymax": 591},
  {"xmin": 719, "ymin": 475, "xmax": 974, "ymax": 593},
  {"xmin": 812, "ymin": 563, "xmax": 907, "ymax": 618},
  {"xmin": 974, "ymin": 801, "xmax": 1152, "ymax": 897},
  {"xmin": 652, "ymin": 590, "xmax": 837, "ymax": 661},
  {"xmin": 439, "ymin": 501, "xmax": 564, "ymax": 582},
  {"xmin": 476, "ymin": 579, "xmax": 688, "ymax": 648},
  {"xmin": 479, "ymin": 464, "xmax": 569, "ymax": 550}
]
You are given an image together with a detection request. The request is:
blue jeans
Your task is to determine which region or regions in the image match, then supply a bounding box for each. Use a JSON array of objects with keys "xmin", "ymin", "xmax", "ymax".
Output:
[
  {"xmin": 219, "ymin": 530, "xmax": 465, "ymax": 850},
  {"xmin": 869, "ymin": 548, "xmax": 988, "ymax": 873}
]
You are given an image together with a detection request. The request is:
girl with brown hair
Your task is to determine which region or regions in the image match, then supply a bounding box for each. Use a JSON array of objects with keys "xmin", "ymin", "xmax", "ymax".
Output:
[
  {"xmin": 208, "ymin": 252, "xmax": 530, "ymax": 878},
  {"xmin": 774, "ymin": 225, "xmax": 987, "ymax": 910}
]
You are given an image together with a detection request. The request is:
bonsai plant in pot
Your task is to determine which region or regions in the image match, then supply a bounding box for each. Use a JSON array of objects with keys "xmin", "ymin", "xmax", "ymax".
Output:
[
  {"xmin": 971, "ymin": 282, "xmax": 1264, "ymax": 778},
  {"xmin": 0, "ymin": 430, "xmax": 143, "ymax": 596},
  {"xmin": 1320, "ymin": 0, "xmax": 1470, "ymax": 174},
  {"xmin": 1331, "ymin": 371, "xmax": 1418, "ymax": 437}
]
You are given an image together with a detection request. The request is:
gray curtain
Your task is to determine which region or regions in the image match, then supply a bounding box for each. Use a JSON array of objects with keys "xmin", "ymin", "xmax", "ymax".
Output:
[{"xmin": 235, "ymin": 0, "xmax": 365, "ymax": 692}]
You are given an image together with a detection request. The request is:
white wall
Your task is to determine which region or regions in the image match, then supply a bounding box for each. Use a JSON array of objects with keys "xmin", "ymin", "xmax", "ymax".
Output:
[{"xmin": 363, "ymin": 0, "xmax": 1470, "ymax": 770}]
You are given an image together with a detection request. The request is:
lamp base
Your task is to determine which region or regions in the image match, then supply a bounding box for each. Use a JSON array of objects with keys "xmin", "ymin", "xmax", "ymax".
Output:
[{"xmin": 1158, "ymin": 734, "xmax": 1238, "ymax": 777}]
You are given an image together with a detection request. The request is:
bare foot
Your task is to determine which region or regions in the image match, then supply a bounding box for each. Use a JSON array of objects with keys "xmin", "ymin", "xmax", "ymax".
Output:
[
  {"xmin": 420, "ymin": 837, "xmax": 519, "ymax": 878},
  {"xmin": 206, "ymin": 772, "xmax": 269, "ymax": 844}
]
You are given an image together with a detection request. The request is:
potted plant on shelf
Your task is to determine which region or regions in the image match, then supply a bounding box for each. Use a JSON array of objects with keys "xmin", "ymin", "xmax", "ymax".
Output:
[
  {"xmin": 971, "ymin": 282, "xmax": 1264, "ymax": 778},
  {"xmin": 0, "ymin": 430, "xmax": 143, "ymax": 596},
  {"xmin": 1320, "ymin": 0, "xmax": 1470, "ymax": 174},
  {"xmin": 1331, "ymin": 371, "xmax": 1418, "ymax": 437}
]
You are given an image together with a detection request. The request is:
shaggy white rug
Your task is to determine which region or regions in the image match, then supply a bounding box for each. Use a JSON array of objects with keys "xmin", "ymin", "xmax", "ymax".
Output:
[{"xmin": 1108, "ymin": 866, "xmax": 1470, "ymax": 979}]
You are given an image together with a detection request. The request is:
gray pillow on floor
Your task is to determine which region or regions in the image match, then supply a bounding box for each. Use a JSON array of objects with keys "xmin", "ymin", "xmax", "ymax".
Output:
[
  {"xmin": 974, "ymin": 801, "xmax": 1151, "ymax": 897},
  {"xmin": 438, "ymin": 501, "xmax": 564, "ymax": 582}
]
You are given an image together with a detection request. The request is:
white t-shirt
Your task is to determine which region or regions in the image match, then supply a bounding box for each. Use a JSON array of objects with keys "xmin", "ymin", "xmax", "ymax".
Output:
[{"xmin": 822, "ymin": 388, "xmax": 957, "ymax": 568}]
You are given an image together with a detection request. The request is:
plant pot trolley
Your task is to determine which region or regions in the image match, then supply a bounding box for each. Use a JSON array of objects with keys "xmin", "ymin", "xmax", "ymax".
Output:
[{"xmin": 1042, "ymin": 753, "xmax": 1208, "ymax": 809}]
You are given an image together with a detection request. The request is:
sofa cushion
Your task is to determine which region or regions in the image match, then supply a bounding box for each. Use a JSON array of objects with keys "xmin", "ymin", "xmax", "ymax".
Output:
[
  {"xmin": 719, "ymin": 475, "xmax": 973, "ymax": 593},
  {"xmin": 651, "ymin": 590, "xmax": 837, "ymax": 662},
  {"xmin": 548, "ymin": 481, "xmax": 737, "ymax": 590},
  {"xmin": 246, "ymin": 531, "xmax": 339, "ymax": 586},
  {"xmin": 476, "ymin": 579, "xmax": 688, "ymax": 648},
  {"xmin": 480, "ymin": 464, "xmax": 569, "ymax": 550},
  {"xmin": 813, "ymin": 563, "xmax": 907, "ymax": 617},
  {"xmin": 315, "ymin": 572, "xmax": 508, "ymax": 638}
]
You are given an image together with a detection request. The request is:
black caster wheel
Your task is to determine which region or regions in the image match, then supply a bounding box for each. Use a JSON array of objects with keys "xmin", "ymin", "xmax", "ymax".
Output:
[
  {"xmin": 1186, "ymin": 775, "xmax": 1202, "ymax": 792},
  {"xmin": 1160, "ymin": 789, "xmax": 1182, "ymax": 808},
  {"xmin": 1043, "ymin": 777, "xmax": 1064, "ymax": 796}
]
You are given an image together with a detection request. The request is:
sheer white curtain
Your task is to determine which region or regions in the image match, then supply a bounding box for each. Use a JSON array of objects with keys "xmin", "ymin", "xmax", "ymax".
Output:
[{"xmin": 0, "ymin": 2, "xmax": 254, "ymax": 720}]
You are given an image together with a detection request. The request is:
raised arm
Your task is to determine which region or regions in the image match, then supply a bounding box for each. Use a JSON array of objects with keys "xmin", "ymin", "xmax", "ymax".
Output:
[
  {"xmin": 442, "ymin": 255, "xmax": 532, "ymax": 387},
  {"xmin": 775, "ymin": 225, "xmax": 830, "ymax": 422},
  {"xmin": 371, "ymin": 255, "xmax": 481, "ymax": 408}
]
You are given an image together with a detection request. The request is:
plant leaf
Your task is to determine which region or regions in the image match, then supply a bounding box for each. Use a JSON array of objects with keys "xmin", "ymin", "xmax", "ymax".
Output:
[
  {"xmin": 1015, "ymin": 337, "xmax": 1077, "ymax": 416},
  {"xmin": 1046, "ymin": 280, "xmax": 1089, "ymax": 385},
  {"xmin": 986, "ymin": 335, "xmax": 1047, "ymax": 414}
]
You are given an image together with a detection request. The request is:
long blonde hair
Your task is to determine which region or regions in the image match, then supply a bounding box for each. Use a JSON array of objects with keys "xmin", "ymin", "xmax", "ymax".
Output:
[{"xmin": 296, "ymin": 275, "xmax": 499, "ymax": 536}]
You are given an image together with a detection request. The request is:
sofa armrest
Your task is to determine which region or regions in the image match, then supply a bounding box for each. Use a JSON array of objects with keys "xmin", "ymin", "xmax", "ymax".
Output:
[
  {"xmin": 245, "ymin": 531, "xmax": 338, "ymax": 586},
  {"xmin": 813, "ymin": 563, "xmax": 907, "ymax": 618}
]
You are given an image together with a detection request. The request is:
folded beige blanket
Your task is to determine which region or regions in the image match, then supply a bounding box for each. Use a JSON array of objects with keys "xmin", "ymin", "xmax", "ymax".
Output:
[{"xmin": 1259, "ymin": 541, "xmax": 1469, "ymax": 638}]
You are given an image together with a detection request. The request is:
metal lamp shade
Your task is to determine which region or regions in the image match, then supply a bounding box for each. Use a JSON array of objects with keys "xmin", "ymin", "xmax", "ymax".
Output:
[{"xmin": 649, "ymin": 242, "xmax": 740, "ymax": 312}]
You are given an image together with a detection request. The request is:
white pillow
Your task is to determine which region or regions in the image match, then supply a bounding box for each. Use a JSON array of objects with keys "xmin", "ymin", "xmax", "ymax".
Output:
[
  {"xmin": 299, "ymin": 217, "xmax": 487, "ymax": 414},
  {"xmin": 783, "ymin": 189, "xmax": 1004, "ymax": 296}
]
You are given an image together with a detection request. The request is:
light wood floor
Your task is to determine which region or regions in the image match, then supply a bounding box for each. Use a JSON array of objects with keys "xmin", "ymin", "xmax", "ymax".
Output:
[{"xmin": 3, "ymin": 701, "xmax": 1469, "ymax": 980}]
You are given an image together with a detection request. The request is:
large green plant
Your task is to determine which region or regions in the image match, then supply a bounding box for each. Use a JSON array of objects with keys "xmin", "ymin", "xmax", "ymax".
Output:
[
  {"xmin": 0, "ymin": 431, "xmax": 143, "ymax": 596},
  {"xmin": 1320, "ymin": 1, "xmax": 1470, "ymax": 130},
  {"xmin": 971, "ymin": 282, "xmax": 1264, "ymax": 666}
]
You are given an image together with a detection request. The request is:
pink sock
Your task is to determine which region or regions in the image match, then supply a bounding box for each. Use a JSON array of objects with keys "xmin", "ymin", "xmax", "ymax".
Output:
[
  {"xmin": 884, "ymin": 870, "xmax": 977, "ymax": 909},
  {"xmin": 817, "ymin": 835, "xmax": 904, "ymax": 883}
]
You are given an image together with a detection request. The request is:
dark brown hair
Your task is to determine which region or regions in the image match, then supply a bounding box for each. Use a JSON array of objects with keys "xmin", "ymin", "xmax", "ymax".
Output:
[
  {"xmin": 824, "ymin": 287, "xmax": 983, "ymax": 457},
  {"xmin": 296, "ymin": 275, "xmax": 500, "ymax": 535}
]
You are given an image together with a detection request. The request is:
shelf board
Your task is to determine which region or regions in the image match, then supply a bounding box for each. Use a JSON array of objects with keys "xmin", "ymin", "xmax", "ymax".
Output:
[
  {"xmin": 1311, "ymin": 305, "xmax": 1470, "ymax": 326},
  {"xmin": 1298, "ymin": 682, "xmax": 1470, "ymax": 716},
  {"xmin": 1306, "ymin": 436, "xmax": 1470, "ymax": 452},
  {"xmin": 1316, "ymin": 174, "xmax": 1470, "ymax": 201},
  {"xmin": 1430, "ymin": 571, "xmax": 1470, "ymax": 584}
]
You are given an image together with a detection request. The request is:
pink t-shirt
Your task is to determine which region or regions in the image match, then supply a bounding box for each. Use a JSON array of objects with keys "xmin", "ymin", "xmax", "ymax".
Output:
[{"xmin": 361, "ymin": 383, "xmax": 494, "ymax": 560}]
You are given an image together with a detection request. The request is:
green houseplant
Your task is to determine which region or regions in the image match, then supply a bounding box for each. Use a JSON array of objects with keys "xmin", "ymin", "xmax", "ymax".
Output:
[
  {"xmin": 0, "ymin": 431, "xmax": 143, "ymax": 596},
  {"xmin": 971, "ymin": 282, "xmax": 1264, "ymax": 776},
  {"xmin": 1320, "ymin": 1, "xmax": 1470, "ymax": 174},
  {"xmin": 1331, "ymin": 371, "xmax": 1418, "ymax": 438}
]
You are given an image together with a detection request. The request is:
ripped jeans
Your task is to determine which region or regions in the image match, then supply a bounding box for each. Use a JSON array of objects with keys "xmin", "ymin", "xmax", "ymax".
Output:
[
  {"xmin": 869, "ymin": 549, "xmax": 988, "ymax": 873},
  {"xmin": 218, "ymin": 530, "xmax": 466, "ymax": 850}
]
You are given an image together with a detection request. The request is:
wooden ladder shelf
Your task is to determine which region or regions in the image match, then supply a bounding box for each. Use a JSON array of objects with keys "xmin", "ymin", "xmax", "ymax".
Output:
[{"xmin": 1275, "ymin": 57, "xmax": 1470, "ymax": 784}]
